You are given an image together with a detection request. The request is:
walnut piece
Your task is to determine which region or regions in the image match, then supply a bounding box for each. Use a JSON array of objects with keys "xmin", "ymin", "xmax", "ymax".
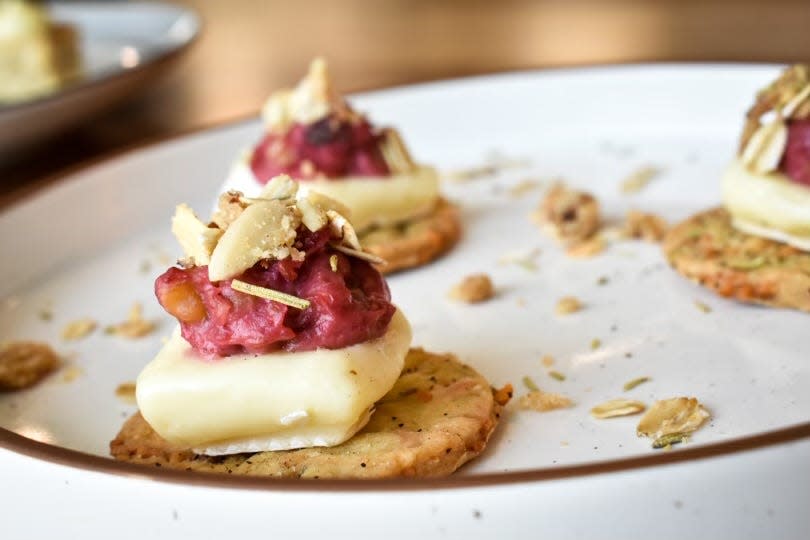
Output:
[
  {"xmin": 622, "ymin": 210, "xmax": 669, "ymax": 243},
  {"xmin": 448, "ymin": 273, "xmax": 495, "ymax": 303},
  {"xmin": 0, "ymin": 341, "xmax": 60, "ymax": 391},
  {"xmin": 535, "ymin": 183, "xmax": 600, "ymax": 245}
]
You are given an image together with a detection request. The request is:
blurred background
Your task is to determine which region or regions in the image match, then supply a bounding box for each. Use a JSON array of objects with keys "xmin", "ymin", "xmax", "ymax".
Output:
[{"xmin": 3, "ymin": 0, "xmax": 810, "ymax": 200}]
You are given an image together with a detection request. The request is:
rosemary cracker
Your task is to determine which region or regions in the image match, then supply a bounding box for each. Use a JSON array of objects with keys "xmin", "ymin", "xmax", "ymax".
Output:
[
  {"xmin": 360, "ymin": 198, "xmax": 461, "ymax": 274},
  {"xmin": 110, "ymin": 348, "xmax": 506, "ymax": 479},
  {"xmin": 663, "ymin": 207, "xmax": 810, "ymax": 312}
]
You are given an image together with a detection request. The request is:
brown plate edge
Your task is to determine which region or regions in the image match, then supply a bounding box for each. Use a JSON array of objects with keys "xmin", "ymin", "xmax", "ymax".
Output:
[{"xmin": 1, "ymin": 421, "xmax": 808, "ymax": 492}]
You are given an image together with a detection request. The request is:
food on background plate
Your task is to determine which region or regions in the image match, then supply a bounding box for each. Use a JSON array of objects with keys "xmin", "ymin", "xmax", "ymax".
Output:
[
  {"xmin": 110, "ymin": 176, "xmax": 507, "ymax": 478},
  {"xmin": 221, "ymin": 58, "xmax": 461, "ymax": 273},
  {"xmin": 0, "ymin": 0, "xmax": 80, "ymax": 104},
  {"xmin": 664, "ymin": 65, "xmax": 810, "ymax": 312}
]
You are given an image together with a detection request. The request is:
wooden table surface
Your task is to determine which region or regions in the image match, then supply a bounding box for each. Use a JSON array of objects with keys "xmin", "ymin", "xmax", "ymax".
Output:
[{"xmin": 3, "ymin": 0, "xmax": 810, "ymax": 202}]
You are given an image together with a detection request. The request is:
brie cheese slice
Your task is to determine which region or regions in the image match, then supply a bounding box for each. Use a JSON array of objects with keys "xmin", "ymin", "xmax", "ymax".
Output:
[
  {"xmin": 136, "ymin": 309, "xmax": 411, "ymax": 455},
  {"xmin": 223, "ymin": 155, "xmax": 439, "ymax": 232},
  {"xmin": 722, "ymin": 158, "xmax": 810, "ymax": 249}
]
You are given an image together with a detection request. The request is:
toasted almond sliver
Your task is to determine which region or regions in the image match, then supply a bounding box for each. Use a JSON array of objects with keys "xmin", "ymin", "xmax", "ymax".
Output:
[
  {"xmin": 591, "ymin": 398, "xmax": 646, "ymax": 419},
  {"xmin": 740, "ymin": 118, "xmax": 788, "ymax": 174}
]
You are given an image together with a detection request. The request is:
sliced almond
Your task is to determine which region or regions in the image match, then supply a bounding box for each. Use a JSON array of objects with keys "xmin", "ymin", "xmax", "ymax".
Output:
[
  {"xmin": 171, "ymin": 204, "xmax": 223, "ymax": 266},
  {"xmin": 740, "ymin": 117, "xmax": 788, "ymax": 175},
  {"xmin": 379, "ymin": 128, "xmax": 416, "ymax": 174},
  {"xmin": 782, "ymin": 83, "xmax": 810, "ymax": 118},
  {"xmin": 208, "ymin": 199, "xmax": 298, "ymax": 281},
  {"xmin": 326, "ymin": 209, "xmax": 361, "ymax": 250},
  {"xmin": 261, "ymin": 58, "xmax": 336, "ymax": 132},
  {"xmin": 259, "ymin": 174, "xmax": 298, "ymax": 200},
  {"xmin": 296, "ymin": 189, "xmax": 350, "ymax": 232},
  {"xmin": 590, "ymin": 398, "xmax": 646, "ymax": 419}
]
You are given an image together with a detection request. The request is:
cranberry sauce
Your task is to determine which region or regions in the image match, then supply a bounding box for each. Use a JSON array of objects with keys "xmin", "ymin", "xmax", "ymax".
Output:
[
  {"xmin": 780, "ymin": 119, "xmax": 810, "ymax": 187},
  {"xmin": 249, "ymin": 115, "xmax": 390, "ymax": 182},
  {"xmin": 155, "ymin": 228, "xmax": 395, "ymax": 358}
]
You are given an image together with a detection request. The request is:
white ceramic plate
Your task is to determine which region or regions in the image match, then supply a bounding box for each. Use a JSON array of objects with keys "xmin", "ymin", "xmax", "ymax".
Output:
[
  {"xmin": 0, "ymin": 1, "xmax": 199, "ymax": 156},
  {"xmin": 1, "ymin": 65, "xmax": 809, "ymax": 538}
]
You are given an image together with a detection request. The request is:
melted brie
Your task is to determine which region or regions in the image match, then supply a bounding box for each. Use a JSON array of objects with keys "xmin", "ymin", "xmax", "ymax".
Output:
[
  {"xmin": 223, "ymin": 155, "xmax": 439, "ymax": 232},
  {"xmin": 136, "ymin": 309, "xmax": 411, "ymax": 455},
  {"xmin": 722, "ymin": 158, "xmax": 810, "ymax": 250}
]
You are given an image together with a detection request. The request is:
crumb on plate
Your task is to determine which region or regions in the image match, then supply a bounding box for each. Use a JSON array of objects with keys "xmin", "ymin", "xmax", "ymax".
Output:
[
  {"xmin": 518, "ymin": 389, "xmax": 573, "ymax": 412},
  {"xmin": 555, "ymin": 296, "xmax": 584, "ymax": 315},
  {"xmin": 622, "ymin": 210, "xmax": 669, "ymax": 243},
  {"xmin": 0, "ymin": 341, "xmax": 60, "ymax": 391},
  {"xmin": 448, "ymin": 274, "xmax": 495, "ymax": 303},
  {"xmin": 61, "ymin": 318, "xmax": 97, "ymax": 340},
  {"xmin": 105, "ymin": 303, "xmax": 157, "ymax": 339}
]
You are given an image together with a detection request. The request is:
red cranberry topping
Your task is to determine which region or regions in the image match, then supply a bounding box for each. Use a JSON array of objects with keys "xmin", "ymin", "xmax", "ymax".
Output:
[
  {"xmin": 155, "ymin": 228, "xmax": 395, "ymax": 358},
  {"xmin": 249, "ymin": 116, "xmax": 390, "ymax": 182},
  {"xmin": 780, "ymin": 119, "xmax": 810, "ymax": 187}
]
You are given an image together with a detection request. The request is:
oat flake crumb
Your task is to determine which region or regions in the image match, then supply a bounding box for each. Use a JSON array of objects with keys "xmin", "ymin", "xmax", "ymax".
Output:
[
  {"xmin": 508, "ymin": 179, "xmax": 541, "ymax": 198},
  {"xmin": 637, "ymin": 397, "xmax": 710, "ymax": 440},
  {"xmin": 61, "ymin": 318, "xmax": 97, "ymax": 341},
  {"xmin": 518, "ymin": 390, "xmax": 573, "ymax": 412},
  {"xmin": 591, "ymin": 398, "xmax": 646, "ymax": 419},
  {"xmin": 106, "ymin": 303, "xmax": 157, "ymax": 339},
  {"xmin": 620, "ymin": 166, "xmax": 661, "ymax": 194},
  {"xmin": 448, "ymin": 274, "xmax": 495, "ymax": 303},
  {"xmin": 61, "ymin": 365, "xmax": 83, "ymax": 383}
]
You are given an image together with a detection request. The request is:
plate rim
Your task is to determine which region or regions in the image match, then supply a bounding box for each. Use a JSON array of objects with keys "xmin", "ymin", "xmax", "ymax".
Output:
[
  {"xmin": 1, "ymin": 61, "xmax": 807, "ymax": 491},
  {"xmin": 0, "ymin": 0, "xmax": 201, "ymax": 117},
  {"xmin": 2, "ymin": 422, "xmax": 808, "ymax": 491}
]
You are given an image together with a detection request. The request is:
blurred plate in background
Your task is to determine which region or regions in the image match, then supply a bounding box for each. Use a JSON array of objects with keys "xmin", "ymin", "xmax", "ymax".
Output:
[{"xmin": 0, "ymin": 1, "xmax": 199, "ymax": 158}]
